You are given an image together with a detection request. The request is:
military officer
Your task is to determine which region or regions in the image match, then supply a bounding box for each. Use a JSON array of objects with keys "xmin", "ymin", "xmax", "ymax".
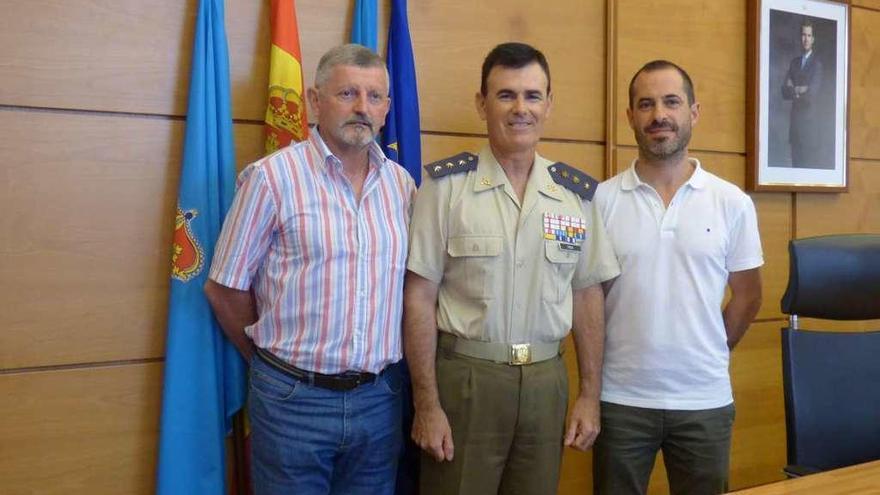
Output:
[{"xmin": 403, "ymin": 42, "xmax": 620, "ymax": 495}]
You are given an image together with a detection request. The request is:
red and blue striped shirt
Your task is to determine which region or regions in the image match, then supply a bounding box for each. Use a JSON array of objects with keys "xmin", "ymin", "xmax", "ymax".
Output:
[{"xmin": 209, "ymin": 130, "xmax": 416, "ymax": 374}]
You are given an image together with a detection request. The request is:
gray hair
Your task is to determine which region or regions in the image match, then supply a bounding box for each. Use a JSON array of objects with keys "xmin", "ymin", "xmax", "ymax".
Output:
[{"xmin": 314, "ymin": 44, "xmax": 388, "ymax": 88}]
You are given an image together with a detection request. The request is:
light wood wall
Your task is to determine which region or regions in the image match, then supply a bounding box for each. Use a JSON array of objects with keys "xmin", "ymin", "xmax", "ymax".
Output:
[{"xmin": 1, "ymin": 1, "xmax": 878, "ymax": 493}]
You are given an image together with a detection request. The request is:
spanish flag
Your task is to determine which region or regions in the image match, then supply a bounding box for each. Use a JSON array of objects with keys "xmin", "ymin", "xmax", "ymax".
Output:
[{"xmin": 265, "ymin": 0, "xmax": 308, "ymax": 154}]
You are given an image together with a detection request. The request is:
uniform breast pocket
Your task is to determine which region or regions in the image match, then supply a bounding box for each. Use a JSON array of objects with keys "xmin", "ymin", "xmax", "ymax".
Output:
[
  {"xmin": 447, "ymin": 235, "xmax": 503, "ymax": 300},
  {"xmin": 542, "ymin": 240, "xmax": 579, "ymax": 303}
]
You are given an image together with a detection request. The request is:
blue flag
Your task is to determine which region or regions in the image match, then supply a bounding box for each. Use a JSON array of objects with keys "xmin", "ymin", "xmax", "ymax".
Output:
[
  {"xmin": 351, "ymin": 0, "xmax": 378, "ymax": 51},
  {"xmin": 156, "ymin": 0, "xmax": 246, "ymax": 493},
  {"xmin": 382, "ymin": 0, "xmax": 422, "ymax": 185}
]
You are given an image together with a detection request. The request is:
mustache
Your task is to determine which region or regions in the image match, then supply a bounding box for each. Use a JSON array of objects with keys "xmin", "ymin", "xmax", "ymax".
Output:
[
  {"xmin": 344, "ymin": 117, "xmax": 374, "ymax": 130},
  {"xmin": 645, "ymin": 120, "xmax": 677, "ymax": 132}
]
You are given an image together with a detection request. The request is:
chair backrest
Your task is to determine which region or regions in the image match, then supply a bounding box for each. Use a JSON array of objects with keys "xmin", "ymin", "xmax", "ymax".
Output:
[
  {"xmin": 781, "ymin": 328, "xmax": 880, "ymax": 471},
  {"xmin": 780, "ymin": 234, "xmax": 880, "ymax": 472},
  {"xmin": 781, "ymin": 234, "xmax": 880, "ymax": 320}
]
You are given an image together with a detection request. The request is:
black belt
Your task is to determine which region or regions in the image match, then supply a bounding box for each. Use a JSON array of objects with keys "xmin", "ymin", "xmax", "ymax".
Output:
[{"xmin": 255, "ymin": 347, "xmax": 380, "ymax": 392}]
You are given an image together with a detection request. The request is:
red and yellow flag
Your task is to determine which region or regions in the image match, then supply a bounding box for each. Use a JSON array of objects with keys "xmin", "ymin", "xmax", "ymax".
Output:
[{"xmin": 265, "ymin": 0, "xmax": 308, "ymax": 154}]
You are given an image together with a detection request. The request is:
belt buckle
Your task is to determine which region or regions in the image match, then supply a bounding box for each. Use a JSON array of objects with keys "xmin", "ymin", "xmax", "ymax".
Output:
[{"xmin": 509, "ymin": 344, "xmax": 532, "ymax": 365}]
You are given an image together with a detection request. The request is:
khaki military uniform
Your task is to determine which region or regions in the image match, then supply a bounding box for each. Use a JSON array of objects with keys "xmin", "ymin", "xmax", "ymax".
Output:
[{"xmin": 408, "ymin": 146, "xmax": 620, "ymax": 495}]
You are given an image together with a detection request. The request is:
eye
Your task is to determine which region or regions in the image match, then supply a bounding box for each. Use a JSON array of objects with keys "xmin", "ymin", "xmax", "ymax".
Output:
[
  {"xmin": 638, "ymin": 100, "xmax": 652, "ymax": 110},
  {"xmin": 368, "ymin": 91, "xmax": 385, "ymax": 105},
  {"xmin": 337, "ymin": 88, "xmax": 355, "ymax": 101}
]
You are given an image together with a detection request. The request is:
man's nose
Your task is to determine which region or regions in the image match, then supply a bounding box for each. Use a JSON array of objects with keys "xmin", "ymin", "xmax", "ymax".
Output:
[{"xmin": 352, "ymin": 93, "xmax": 369, "ymax": 113}]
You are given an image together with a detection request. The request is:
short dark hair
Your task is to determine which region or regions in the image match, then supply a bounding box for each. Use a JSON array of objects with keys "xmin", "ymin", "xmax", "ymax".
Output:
[
  {"xmin": 802, "ymin": 19, "xmax": 814, "ymax": 31},
  {"xmin": 480, "ymin": 42, "xmax": 551, "ymax": 96},
  {"xmin": 628, "ymin": 60, "xmax": 695, "ymax": 108}
]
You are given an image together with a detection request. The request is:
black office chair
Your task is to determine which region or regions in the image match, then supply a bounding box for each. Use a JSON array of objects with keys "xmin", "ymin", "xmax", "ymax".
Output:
[{"xmin": 779, "ymin": 234, "xmax": 880, "ymax": 477}]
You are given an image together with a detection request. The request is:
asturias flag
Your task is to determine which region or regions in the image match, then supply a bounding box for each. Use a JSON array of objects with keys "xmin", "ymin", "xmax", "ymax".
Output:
[
  {"xmin": 382, "ymin": 0, "xmax": 422, "ymax": 185},
  {"xmin": 156, "ymin": 0, "xmax": 246, "ymax": 492},
  {"xmin": 351, "ymin": 0, "xmax": 378, "ymax": 51},
  {"xmin": 265, "ymin": 0, "xmax": 309, "ymax": 154}
]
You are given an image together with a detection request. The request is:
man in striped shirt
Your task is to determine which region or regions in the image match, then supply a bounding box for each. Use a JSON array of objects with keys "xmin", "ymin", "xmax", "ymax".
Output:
[{"xmin": 205, "ymin": 44, "xmax": 416, "ymax": 495}]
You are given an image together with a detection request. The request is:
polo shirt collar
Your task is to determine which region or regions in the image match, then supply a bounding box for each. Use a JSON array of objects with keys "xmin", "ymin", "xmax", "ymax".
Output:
[{"xmin": 620, "ymin": 157, "xmax": 706, "ymax": 191}]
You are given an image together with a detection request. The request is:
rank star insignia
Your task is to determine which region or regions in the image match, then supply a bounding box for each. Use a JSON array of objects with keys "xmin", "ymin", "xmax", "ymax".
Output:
[
  {"xmin": 434, "ymin": 165, "xmax": 442, "ymax": 172},
  {"xmin": 481, "ymin": 177, "xmax": 492, "ymax": 186}
]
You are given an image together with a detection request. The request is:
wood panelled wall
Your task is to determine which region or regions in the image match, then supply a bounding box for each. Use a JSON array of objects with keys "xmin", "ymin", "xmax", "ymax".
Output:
[{"xmin": 1, "ymin": 1, "xmax": 878, "ymax": 493}]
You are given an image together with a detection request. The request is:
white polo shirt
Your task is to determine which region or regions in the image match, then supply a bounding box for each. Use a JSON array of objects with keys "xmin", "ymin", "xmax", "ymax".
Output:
[{"xmin": 594, "ymin": 160, "xmax": 763, "ymax": 410}]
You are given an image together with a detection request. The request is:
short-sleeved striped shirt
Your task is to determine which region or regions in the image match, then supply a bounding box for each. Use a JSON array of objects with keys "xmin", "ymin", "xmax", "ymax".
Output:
[{"xmin": 209, "ymin": 130, "xmax": 416, "ymax": 374}]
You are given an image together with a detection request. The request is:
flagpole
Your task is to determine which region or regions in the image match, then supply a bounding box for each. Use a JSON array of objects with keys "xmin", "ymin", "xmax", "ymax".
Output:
[{"xmin": 232, "ymin": 412, "xmax": 248, "ymax": 495}]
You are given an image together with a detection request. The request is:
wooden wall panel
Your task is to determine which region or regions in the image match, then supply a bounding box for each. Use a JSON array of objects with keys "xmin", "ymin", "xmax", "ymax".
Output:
[
  {"xmin": 615, "ymin": 0, "xmax": 746, "ymax": 154},
  {"xmin": 409, "ymin": 0, "xmax": 606, "ymax": 142},
  {"xmin": 0, "ymin": 363, "xmax": 161, "ymax": 495},
  {"xmin": 0, "ymin": 110, "xmax": 264, "ymax": 370},
  {"xmin": 853, "ymin": 0, "xmax": 880, "ymax": 11},
  {"xmin": 849, "ymin": 7, "xmax": 880, "ymax": 160},
  {"xmin": 797, "ymin": 318, "xmax": 880, "ymax": 332},
  {"xmin": 0, "ymin": 0, "xmax": 353, "ymax": 121},
  {"xmin": 422, "ymin": 134, "xmax": 605, "ymax": 181},
  {"xmin": 795, "ymin": 160, "xmax": 880, "ymax": 237},
  {"xmin": 729, "ymin": 321, "xmax": 787, "ymax": 489},
  {"xmin": 751, "ymin": 193, "xmax": 792, "ymax": 320}
]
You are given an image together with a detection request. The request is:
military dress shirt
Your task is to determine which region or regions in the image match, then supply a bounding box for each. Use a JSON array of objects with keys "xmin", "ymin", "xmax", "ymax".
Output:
[{"xmin": 408, "ymin": 146, "xmax": 620, "ymax": 344}]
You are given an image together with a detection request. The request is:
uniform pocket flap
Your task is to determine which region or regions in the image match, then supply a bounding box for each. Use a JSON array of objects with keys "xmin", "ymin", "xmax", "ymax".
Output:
[
  {"xmin": 545, "ymin": 240, "xmax": 580, "ymax": 263},
  {"xmin": 448, "ymin": 236, "xmax": 503, "ymax": 257}
]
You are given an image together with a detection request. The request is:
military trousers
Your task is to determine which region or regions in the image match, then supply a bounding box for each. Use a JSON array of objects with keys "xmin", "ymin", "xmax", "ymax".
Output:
[{"xmin": 420, "ymin": 343, "xmax": 568, "ymax": 495}]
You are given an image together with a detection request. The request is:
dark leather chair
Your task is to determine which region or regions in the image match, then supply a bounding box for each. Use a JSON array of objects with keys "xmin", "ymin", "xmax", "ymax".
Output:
[{"xmin": 780, "ymin": 234, "xmax": 880, "ymax": 477}]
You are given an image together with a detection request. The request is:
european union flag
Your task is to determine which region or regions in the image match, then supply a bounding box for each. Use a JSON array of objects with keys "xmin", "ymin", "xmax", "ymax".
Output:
[
  {"xmin": 382, "ymin": 0, "xmax": 422, "ymax": 185},
  {"xmin": 156, "ymin": 0, "xmax": 246, "ymax": 493}
]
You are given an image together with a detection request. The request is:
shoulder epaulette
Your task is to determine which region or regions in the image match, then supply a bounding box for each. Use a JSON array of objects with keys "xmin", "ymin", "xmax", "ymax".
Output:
[
  {"xmin": 548, "ymin": 162, "xmax": 598, "ymax": 201},
  {"xmin": 424, "ymin": 152, "xmax": 478, "ymax": 179}
]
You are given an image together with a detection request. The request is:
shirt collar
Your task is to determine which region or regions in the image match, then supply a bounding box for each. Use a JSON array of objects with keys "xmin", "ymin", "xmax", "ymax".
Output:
[
  {"xmin": 621, "ymin": 157, "xmax": 706, "ymax": 191},
  {"xmin": 472, "ymin": 146, "xmax": 564, "ymax": 200},
  {"xmin": 309, "ymin": 127, "xmax": 388, "ymax": 173}
]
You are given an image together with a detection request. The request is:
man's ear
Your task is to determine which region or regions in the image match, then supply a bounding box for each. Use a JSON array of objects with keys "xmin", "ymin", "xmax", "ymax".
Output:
[
  {"xmin": 475, "ymin": 91, "xmax": 487, "ymax": 121},
  {"xmin": 690, "ymin": 101, "xmax": 701, "ymax": 127},
  {"xmin": 626, "ymin": 106, "xmax": 635, "ymax": 131},
  {"xmin": 307, "ymin": 87, "xmax": 320, "ymax": 119}
]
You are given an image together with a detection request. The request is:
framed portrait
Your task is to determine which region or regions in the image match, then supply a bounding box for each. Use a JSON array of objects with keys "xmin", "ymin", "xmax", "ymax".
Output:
[{"xmin": 747, "ymin": 0, "xmax": 849, "ymax": 192}]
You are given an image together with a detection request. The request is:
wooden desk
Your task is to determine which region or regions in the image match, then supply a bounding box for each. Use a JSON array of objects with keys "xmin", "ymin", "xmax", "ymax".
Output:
[{"xmin": 729, "ymin": 460, "xmax": 880, "ymax": 494}]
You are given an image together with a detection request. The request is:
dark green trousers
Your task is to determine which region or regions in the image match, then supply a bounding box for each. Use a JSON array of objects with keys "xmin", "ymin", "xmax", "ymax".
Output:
[
  {"xmin": 420, "ymin": 347, "xmax": 568, "ymax": 495},
  {"xmin": 593, "ymin": 401, "xmax": 735, "ymax": 495}
]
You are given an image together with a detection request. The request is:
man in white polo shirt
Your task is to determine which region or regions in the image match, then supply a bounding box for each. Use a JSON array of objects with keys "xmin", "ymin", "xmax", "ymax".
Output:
[{"xmin": 592, "ymin": 60, "xmax": 763, "ymax": 495}]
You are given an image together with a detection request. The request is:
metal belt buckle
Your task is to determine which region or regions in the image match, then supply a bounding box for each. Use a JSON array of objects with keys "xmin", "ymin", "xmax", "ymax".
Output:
[{"xmin": 509, "ymin": 343, "xmax": 532, "ymax": 365}]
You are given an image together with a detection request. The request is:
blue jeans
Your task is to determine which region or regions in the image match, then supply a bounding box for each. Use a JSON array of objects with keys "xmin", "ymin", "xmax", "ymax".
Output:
[{"xmin": 248, "ymin": 353, "xmax": 403, "ymax": 495}]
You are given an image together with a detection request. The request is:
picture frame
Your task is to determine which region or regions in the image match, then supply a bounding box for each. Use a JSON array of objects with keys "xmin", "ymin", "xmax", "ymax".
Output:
[{"xmin": 747, "ymin": 0, "xmax": 850, "ymax": 192}]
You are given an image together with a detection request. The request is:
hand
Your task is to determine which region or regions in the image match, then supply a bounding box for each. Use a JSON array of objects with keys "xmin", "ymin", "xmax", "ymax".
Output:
[
  {"xmin": 564, "ymin": 395, "xmax": 600, "ymax": 451},
  {"xmin": 412, "ymin": 405, "xmax": 455, "ymax": 461}
]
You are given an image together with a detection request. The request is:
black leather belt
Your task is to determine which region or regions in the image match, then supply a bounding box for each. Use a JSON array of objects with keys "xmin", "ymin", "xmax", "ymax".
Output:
[{"xmin": 255, "ymin": 347, "xmax": 379, "ymax": 392}]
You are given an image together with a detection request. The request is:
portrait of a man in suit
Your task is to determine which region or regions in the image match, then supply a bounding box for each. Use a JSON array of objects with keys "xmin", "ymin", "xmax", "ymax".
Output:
[{"xmin": 781, "ymin": 19, "xmax": 823, "ymax": 167}]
